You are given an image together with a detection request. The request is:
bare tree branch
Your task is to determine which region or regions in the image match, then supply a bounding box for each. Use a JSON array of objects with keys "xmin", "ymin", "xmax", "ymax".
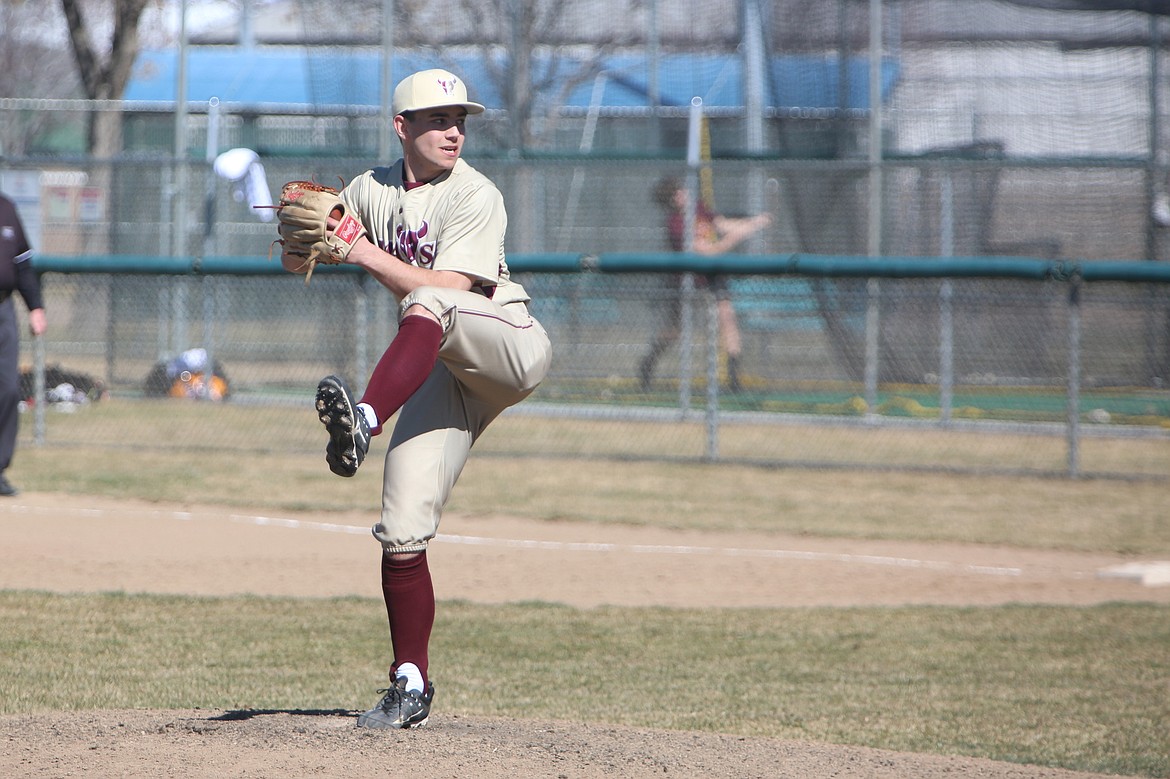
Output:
[
  {"xmin": 59, "ymin": 0, "xmax": 150, "ymax": 101},
  {"xmin": 106, "ymin": 0, "xmax": 150, "ymax": 100},
  {"xmin": 59, "ymin": 0, "xmax": 102, "ymax": 98},
  {"xmin": 58, "ymin": 0, "xmax": 153, "ymax": 154}
]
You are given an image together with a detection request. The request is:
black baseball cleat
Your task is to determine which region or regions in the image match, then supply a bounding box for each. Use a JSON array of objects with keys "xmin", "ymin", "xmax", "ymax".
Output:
[
  {"xmin": 0, "ymin": 473, "xmax": 18, "ymax": 497},
  {"xmin": 356, "ymin": 677, "xmax": 435, "ymax": 729},
  {"xmin": 315, "ymin": 375, "xmax": 370, "ymax": 478}
]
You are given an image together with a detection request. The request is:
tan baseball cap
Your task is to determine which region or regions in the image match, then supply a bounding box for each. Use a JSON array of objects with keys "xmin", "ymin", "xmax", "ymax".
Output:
[{"xmin": 393, "ymin": 69, "xmax": 485, "ymax": 116}]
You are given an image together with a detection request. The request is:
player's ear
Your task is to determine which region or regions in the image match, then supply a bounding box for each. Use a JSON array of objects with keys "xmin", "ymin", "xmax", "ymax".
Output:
[{"xmin": 393, "ymin": 114, "xmax": 410, "ymax": 143}]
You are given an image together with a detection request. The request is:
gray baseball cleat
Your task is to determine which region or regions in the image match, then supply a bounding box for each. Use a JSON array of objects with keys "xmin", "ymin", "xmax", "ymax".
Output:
[
  {"xmin": 356, "ymin": 676, "xmax": 435, "ymax": 729},
  {"xmin": 315, "ymin": 375, "xmax": 370, "ymax": 478}
]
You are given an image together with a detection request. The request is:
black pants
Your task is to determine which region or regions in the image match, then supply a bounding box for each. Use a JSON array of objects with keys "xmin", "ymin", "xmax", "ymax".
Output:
[{"xmin": 0, "ymin": 298, "xmax": 21, "ymax": 472}]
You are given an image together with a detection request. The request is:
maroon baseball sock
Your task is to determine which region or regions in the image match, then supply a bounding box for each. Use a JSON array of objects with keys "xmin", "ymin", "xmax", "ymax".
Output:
[
  {"xmin": 360, "ymin": 315, "xmax": 442, "ymax": 433},
  {"xmin": 381, "ymin": 551, "xmax": 435, "ymax": 687}
]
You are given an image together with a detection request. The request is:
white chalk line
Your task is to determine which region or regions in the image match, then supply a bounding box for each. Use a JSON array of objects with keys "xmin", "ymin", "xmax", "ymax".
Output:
[
  {"xmin": 4, "ymin": 502, "xmax": 1024, "ymax": 578},
  {"xmin": 436, "ymin": 533, "xmax": 1022, "ymax": 577}
]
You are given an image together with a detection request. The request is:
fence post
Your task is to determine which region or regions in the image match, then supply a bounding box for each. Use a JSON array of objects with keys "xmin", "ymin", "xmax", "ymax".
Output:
[
  {"xmin": 864, "ymin": 279, "xmax": 880, "ymax": 415},
  {"xmin": 201, "ymin": 276, "xmax": 216, "ymax": 398},
  {"xmin": 1066, "ymin": 277, "xmax": 1083, "ymax": 477},
  {"xmin": 356, "ymin": 275, "xmax": 372, "ymax": 394},
  {"xmin": 678, "ymin": 96, "xmax": 705, "ymax": 416},
  {"xmin": 939, "ymin": 171, "xmax": 955, "ymax": 424},
  {"xmin": 705, "ymin": 289, "xmax": 720, "ymax": 460},
  {"xmin": 864, "ymin": 0, "xmax": 884, "ymax": 417},
  {"xmin": 678, "ymin": 272, "xmax": 696, "ymax": 414}
]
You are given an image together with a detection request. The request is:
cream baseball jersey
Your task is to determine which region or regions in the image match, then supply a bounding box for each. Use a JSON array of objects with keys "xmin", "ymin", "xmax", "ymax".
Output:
[{"xmin": 341, "ymin": 158, "xmax": 530, "ymax": 305}]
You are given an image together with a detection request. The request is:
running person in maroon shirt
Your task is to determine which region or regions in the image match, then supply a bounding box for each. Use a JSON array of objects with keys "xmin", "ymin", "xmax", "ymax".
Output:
[{"xmin": 639, "ymin": 176, "xmax": 770, "ymax": 393}]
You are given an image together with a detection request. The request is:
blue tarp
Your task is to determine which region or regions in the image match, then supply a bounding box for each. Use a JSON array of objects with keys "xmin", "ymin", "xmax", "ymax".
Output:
[{"xmin": 124, "ymin": 50, "xmax": 899, "ymax": 110}]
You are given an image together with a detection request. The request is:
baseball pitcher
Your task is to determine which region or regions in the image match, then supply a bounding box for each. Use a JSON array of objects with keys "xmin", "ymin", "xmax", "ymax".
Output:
[{"xmin": 276, "ymin": 69, "xmax": 552, "ymax": 729}]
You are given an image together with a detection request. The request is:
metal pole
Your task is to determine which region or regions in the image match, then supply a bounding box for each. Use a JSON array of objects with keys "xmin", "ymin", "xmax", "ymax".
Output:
[
  {"xmin": 742, "ymin": 0, "xmax": 768, "ymax": 247},
  {"xmin": 356, "ymin": 276, "xmax": 371, "ymax": 394},
  {"xmin": 379, "ymin": 0, "xmax": 395, "ymax": 162},
  {"xmin": 1146, "ymin": 12, "xmax": 1160, "ymax": 266},
  {"xmin": 157, "ymin": 286, "xmax": 168, "ymax": 359},
  {"xmin": 240, "ymin": 0, "xmax": 255, "ymax": 48},
  {"xmin": 742, "ymin": 0, "xmax": 766, "ymax": 153},
  {"xmin": 678, "ymin": 97, "xmax": 703, "ymax": 416},
  {"xmin": 172, "ymin": 0, "xmax": 189, "ymax": 261},
  {"xmin": 1145, "ymin": 12, "xmax": 1162, "ymax": 382},
  {"xmin": 508, "ymin": 0, "xmax": 524, "ymax": 155},
  {"xmin": 705, "ymin": 286, "xmax": 719, "ymax": 460},
  {"xmin": 864, "ymin": 0, "xmax": 883, "ymax": 416},
  {"xmin": 202, "ymin": 96, "xmax": 220, "ymax": 261},
  {"xmin": 940, "ymin": 172, "xmax": 955, "ymax": 424},
  {"xmin": 1066, "ymin": 278, "xmax": 1082, "ymax": 478},
  {"xmin": 200, "ymin": 97, "xmax": 220, "ymax": 395},
  {"xmin": 648, "ymin": 0, "xmax": 661, "ymax": 147},
  {"xmin": 170, "ymin": 0, "xmax": 190, "ymax": 357}
]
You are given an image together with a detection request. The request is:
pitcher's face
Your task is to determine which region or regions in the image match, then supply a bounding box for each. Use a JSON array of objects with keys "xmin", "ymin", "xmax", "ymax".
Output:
[{"xmin": 396, "ymin": 107, "xmax": 468, "ymax": 183}]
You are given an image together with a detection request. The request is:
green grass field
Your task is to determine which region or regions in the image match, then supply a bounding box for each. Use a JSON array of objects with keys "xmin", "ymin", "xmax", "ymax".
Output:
[
  {"xmin": 1, "ymin": 595, "xmax": 1167, "ymax": 777},
  {"xmin": 3, "ymin": 401, "xmax": 1169, "ymax": 776}
]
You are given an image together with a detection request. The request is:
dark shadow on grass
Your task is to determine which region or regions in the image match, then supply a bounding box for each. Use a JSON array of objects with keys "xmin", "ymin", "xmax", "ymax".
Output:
[{"xmin": 209, "ymin": 708, "xmax": 356, "ymax": 721}]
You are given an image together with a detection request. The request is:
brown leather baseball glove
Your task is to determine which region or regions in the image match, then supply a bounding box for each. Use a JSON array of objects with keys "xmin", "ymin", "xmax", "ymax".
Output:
[{"xmin": 274, "ymin": 180, "xmax": 367, "ymax": 283}]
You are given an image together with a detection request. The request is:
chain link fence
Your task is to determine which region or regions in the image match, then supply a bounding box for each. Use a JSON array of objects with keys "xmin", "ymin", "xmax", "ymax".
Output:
[
  {"xmin": 3, "ymin": 148, "xmax": 1168, "ymax": 482},
  {"xmin": 2, "ymin": 1, "xmax": 1169, "ymax": 479},
  {"xmin": 17, "ymin": 253, "xmax": 1169, "ymax": 480}
]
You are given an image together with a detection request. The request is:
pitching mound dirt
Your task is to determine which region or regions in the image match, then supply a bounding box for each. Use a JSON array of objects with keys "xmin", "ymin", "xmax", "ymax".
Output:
[{"xmin": 2, "ymin": 492, "xmax": 1163, "ymax": 778}]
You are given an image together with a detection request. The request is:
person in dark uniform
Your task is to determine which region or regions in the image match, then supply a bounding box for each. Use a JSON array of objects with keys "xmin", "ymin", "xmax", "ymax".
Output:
[{"xmin": 0, "ymin": 192, "xmax": 47, "ymax": 496}]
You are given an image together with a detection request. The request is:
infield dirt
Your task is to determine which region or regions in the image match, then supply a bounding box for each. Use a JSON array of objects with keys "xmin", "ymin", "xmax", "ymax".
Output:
[{"xmin": 2, "ymin": 492, "xmax": 1166, "ymax": 778}]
